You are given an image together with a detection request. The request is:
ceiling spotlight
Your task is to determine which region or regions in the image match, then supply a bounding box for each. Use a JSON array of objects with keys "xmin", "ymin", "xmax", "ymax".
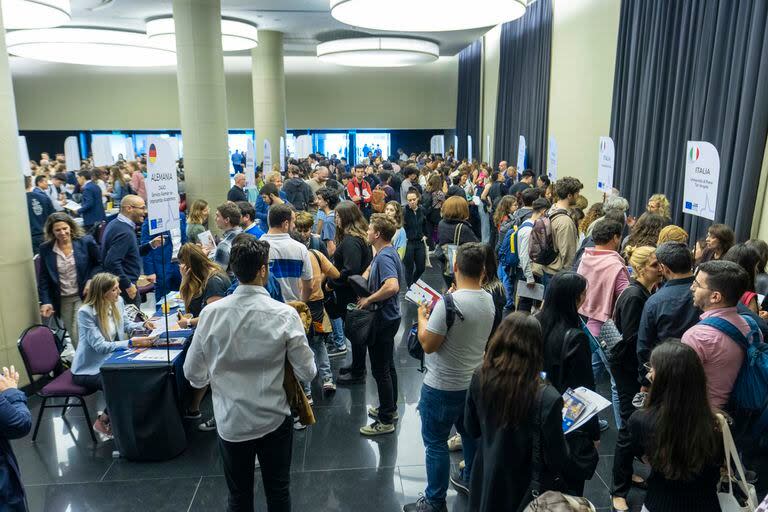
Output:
[
  {"xmin": 1, "ymin": 0, "xmax": 71, "ymax": 29},
  {"xmin": 6, "ymin": 27, "xmax": 177, "ymax": 66},
  {"xmin": 146, "ymin": 16, "xmax": 258, "ymax": 52},
  {"xmin": 329, "ymin": 0, "xmax": 526, "ymax": 32},
  {"xmin": 317, "ymin": 37, "xmax": 439, "ymax": 67}
]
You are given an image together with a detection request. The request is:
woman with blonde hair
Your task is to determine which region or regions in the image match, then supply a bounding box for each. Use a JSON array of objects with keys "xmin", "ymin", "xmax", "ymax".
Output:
[
  {"xmin": 610, "ymin": 245, "xmax": 663, "ymax": 511},
  {"xmin": 385, "ymin": 200, "xmax": 406, "ymax": 258},
  {"xmin": 657, "ymin": 225, "xmax": 688, "ymax": 245},
  {"xmin": 186, "ymin": 199, "xmax": 209, "ymax": 244},
  {"xmin": 71, "ymin": 273, "xmax": 155, "ymax": 437},
  {"xmin": 646, "ymin": 193, "xmax": 671, "ymax": 220}
]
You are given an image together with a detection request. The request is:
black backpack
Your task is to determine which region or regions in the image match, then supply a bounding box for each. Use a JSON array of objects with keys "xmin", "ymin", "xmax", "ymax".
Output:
[{"xmin": 407, "ymin": 293, "xmax": 463, "ymax": 372}]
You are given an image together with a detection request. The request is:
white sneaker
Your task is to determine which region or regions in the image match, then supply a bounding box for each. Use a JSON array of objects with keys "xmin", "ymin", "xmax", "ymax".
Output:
[
  {"xmin": 293, "ymin": 417, "xmax": 307, "ymax": 431},
  {"xmin": 447, "ymin": 433, "xmax": 462, "ymax": 451}
]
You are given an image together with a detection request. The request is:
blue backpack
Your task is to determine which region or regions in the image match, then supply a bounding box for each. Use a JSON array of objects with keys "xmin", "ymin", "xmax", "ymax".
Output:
[{"xmin": 498, "ymin": 220, "xmax": 533, "ymax": 272}]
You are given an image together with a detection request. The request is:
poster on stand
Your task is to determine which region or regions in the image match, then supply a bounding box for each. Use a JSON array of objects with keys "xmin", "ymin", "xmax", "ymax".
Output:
[
  {"xmin": 64, "ymin": 136, "xmax": 80, "ymax": 173},
  {"xmin": 682, "ymin": 141, "xmax": 720, "ymax": 221},
  {"xmin": 548, "ymin": 136, "xmax": 558, "ymax": 181},
  {"xmin": 454, "ymin": 135, "xmax": 458, "ymax": 159},
  {"xmin": 467, "ymin": 136, "xmax": 473, "ymax": 162},
  {"xmin": 486, "ymin": 135, "xmax": 491, "ymax": 166},
  {"xmin": 263, "ymin": 139, "xmax": 272, "ymax": 170},
  {"xmin": 279, "ymin": 137, "xmax": 286, "ymax": 172},
  {"xmin": 245, "ymin": 138, "xmax": 256, "ymax": 189},
  {"xmin": 430, "ymin": 135, "xmax": 445, "ymax": 155},
  {"xmin": 517, "ymin": 136, "xmax": 527, "ymax": 176},
  {"xmin": 146, "ymin": 137, "xmax": 181, "ymax": 236},
  {"xmin": 92, "ymin": 137, "xmax": 114, "ymax": 166},
  {"xmin": 295, "ymin": 135, "xmax": 312, "ymax": 158},
  {"xmin": 597, "ymin": 136, "xmax": 615, "ymax": 193}
]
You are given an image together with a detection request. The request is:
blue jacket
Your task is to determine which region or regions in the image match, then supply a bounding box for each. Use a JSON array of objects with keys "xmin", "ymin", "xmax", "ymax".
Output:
[
  {"xmin": 79, "ymin": 181, "xmax": 106, "ymax": 226},
  {"xmin": 141, "ymin": 213, "xmax": 187, "ymax": 297},
  {"xmin": 37, "ymin": 236, "xmax": 102, "ymax": 311},
  {"xmin": 0, "ymin": 388, "xmax": 32, "ymax": 511},
  {"xmin": 101, "ymin": 218, "xmax": 152, "ymax": 291},
  {"xmin": 255, "ymin": 190, "xmax": 289, "ymax": 226},
  {"xmin": 26, "ymin": 190, "xmax": 54, "ymax": 237}
]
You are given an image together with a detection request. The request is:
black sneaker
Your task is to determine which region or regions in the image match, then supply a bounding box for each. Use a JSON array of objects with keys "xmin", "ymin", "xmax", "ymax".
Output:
[
  {"xmin": 328, "ymin": 346, "xmax": 348, "ymax": 358},
  {"xmin": 339, "ymin": 365, "xmax": 365, "ymax": 376},
  {"xmin": 337, "ymin": 372, "xmax": 366, "ymax": 385},
  {"xmin": 449, "ymin": 466, "xmax": 469, "ymax": 495},
  {"xmin": 403, "ymin": 496, "xmax": 447, "ymax": 512}
]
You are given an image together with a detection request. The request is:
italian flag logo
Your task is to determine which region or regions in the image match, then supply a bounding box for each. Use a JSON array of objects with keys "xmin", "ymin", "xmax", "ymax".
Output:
[{"xmin": 689, "ymin": 145, "xmax": 700, "ymax": 162}]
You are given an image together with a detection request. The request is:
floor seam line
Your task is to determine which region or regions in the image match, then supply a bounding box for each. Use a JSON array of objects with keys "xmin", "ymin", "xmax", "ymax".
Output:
[
  {"xmin": 99, "ymin": 460, "xmax": 115, "ymax": 482},
  {"xmin": 186, "ymin": 476, "xmax": 203, "ymax": 512}
]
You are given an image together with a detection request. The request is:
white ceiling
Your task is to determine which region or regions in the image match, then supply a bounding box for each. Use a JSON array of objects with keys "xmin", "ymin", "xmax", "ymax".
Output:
[{"xmin": 49, "ymin": 0, "xmax": 490, "ymax": 56}]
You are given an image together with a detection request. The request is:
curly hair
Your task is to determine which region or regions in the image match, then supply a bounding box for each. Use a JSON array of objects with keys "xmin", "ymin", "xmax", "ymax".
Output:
[{"xmin": 579, "ymin": 203, "xmax": 603, "ymax": 234}]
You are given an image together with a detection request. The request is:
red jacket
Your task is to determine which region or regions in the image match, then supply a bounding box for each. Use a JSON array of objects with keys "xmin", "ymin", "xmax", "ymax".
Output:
[{"xmin": 346, "ymin": 178, "xmax": 372, "ymax": 207}]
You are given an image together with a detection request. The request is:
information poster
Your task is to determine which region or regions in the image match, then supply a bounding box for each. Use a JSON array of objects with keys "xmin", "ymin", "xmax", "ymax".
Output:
[
  {"xmin": 64, "ymin": 136, "xmax": 80, "ymax": 173},
  {"xmin": 92, "ymin": 136, "xmax": 114, "ymax": 166},
  {"xmin": 486, "ymin": 135, "xmax": 491, "ymax": 165},
  {"xmin": 454, "ymin": 135, "xmax": 458, "ymax": 158},
  {"xmin": 279, "ymin": 136, "xmax": 286, "ymax": 172},
  {"xmin": 467, "ymin": 135, "xmax": 473, "ymax": 162},
  {"xmin": 430, "ymin": 135, "xmax": 445, "ymax": 155},
  {"xmin": 683, "ymin": 141, "xmax": 720, "ymax": 220},
  {"xmin": 146, "ymin": 137, "xmax": 181, "ymax": 236},
  {"xmin": 548, "ymin": 136, "xmax": 558, "ymax": 181},
  {"xmin": 263, "ymin": 139, "xmax": 272, "ymax": 170},
  {"xmin": 517, "ymin": 136, "xmax": 526, "ymax": 176},
  {"xmin": 18, "ymin": 136, "xmax": 30, "ymax": 176},
  {"xmin": 245, "ymin": 138, "xmax": 256, "ymax": 189},
  {"xmin": 597, "ymin": 136, "xmax": 615, "ymax": 193}
]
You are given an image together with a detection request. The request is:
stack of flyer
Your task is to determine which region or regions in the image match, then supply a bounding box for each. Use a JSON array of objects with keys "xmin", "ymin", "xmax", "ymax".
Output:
[
  {"xmin": 561, "ymin": 386, "xmax": 611, "ymax": 435},
  {"xmin": 405, "ymin": 279, "xmax": 441, "ymax": 309}
]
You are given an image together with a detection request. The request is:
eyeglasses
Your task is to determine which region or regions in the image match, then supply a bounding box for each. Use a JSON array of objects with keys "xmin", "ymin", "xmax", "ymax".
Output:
[
  {"xmin": 692, "ymin": 278, "xmax": 710, "ymax": 291},
  {"xmin": 127, "ymin": 204, "xmax": 147, "ymax": 211}
]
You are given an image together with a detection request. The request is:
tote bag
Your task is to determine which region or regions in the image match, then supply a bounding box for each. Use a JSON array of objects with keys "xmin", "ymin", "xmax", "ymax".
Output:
[{"xmin": 716, "ymin": 413, "xmax": 758, "ymax": 511}]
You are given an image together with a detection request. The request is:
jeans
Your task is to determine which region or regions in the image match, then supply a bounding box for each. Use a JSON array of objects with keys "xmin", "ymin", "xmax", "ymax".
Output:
[
  {"xmin": 499, "ymin": 265, "xmax": 516, "ymax": 313},
  {"xmin": 592, "ymin": 347, "xmax": 621, "ymax": 427},
  {"xmin": 308, "ymin": 334, "xmax": 332, "ymax": 382},
  {"xmin": 610, "ymin": 361, "xmax": 641, "ymax": 497},
  {"xmin": 218, "ymin": 415, "xmax": 293, "ymax": 512},
  {"xmin": 403, "ymin": 239, "xmax": 426, "ymax": 287},
  {"xmin": 369, "ymin": 317, "xmax": 399, "ymax": 424},
  {"xmin": 419, "ymin": 383, "xmax": 477, "ymax": 507},
  {"xmin": 330, "ymin": 316, "xmax": 345, "ymax": 350}
]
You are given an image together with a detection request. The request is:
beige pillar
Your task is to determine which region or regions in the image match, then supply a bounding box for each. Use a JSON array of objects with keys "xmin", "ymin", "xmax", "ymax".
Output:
[
  {"xmin": 173, "ymin": 0, "xmax": 230, "ymax": 232},
  {"xmin": 251, "ymin": 31, "xmax": 287, "ymax": 171},
  {"xmin": 0, "ymin": 9, "xmax": 42, "ymax": 384}
]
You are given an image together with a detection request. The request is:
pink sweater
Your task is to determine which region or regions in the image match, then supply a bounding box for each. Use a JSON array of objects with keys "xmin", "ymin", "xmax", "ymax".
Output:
[
  {"xmin": 131, "ymin": 172, "xmax": 147, "ymax": 202},
  {"xmin": 577, "ymin": 248, "xmax": 630, "ymax": 328}
]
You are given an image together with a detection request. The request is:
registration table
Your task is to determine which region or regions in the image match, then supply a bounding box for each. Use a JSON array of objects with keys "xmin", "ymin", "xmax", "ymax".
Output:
[{"xmin": 100, "ymin": 295, "xmax": 192, "ymax": 461}]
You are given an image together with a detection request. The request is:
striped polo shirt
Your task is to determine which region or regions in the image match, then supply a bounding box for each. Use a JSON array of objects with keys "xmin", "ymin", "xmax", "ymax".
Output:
[{"xmin": 261, "ymin": 232, "xmax": 313, "ymax": 301}]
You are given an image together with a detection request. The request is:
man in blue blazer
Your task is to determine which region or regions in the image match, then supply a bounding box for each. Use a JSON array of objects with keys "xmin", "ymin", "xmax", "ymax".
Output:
[
  {"xmin": 0, "ymin": 365, "xmax": 32, "ymax": 512},
  {"xmin": 101, "ymin": 194, "xmax": 163, "ymax": 306},
  {"xmin": 141, "ymin": 211, "xmax": 187, "ymax": 299},
  {"xmin": 76, "ymin": 170, "xmax": 106, "ymax": 233}
]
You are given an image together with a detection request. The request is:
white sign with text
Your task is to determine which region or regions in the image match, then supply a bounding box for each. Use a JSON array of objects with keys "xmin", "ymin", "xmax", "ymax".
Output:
[
  {"xmin": 146, "ymin": 137, "xmax": 180, "ymax": 236},
  {"xmin": 548, "ymin": 136, "xmax": 558, "ymax": 181},
  {"xmin": 263, "ymin": 139, "xmax": 272, "ymax": 170},
  {"xmin": 597, "ymin": 136, "xmax": 615, "ymax": 193},
  {"xmin": 245, "ymin": 138, "xmax": 256, "ymax": 189},
  {"xmin": 64, "ymin": 136, "xmax": 80, "ymax": 173},
  {"xmin": 279, "ymin": 136, "xmax": 286, "ymax": 172},
  {"xmin": 517, "ymin": 136, "xmax": 526, "ymax": 176},
  {"xmin": 683, "ymin": 141, "xmax": 720, "ymax": 220}
]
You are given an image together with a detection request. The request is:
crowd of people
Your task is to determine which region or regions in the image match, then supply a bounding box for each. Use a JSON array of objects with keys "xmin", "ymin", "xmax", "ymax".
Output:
[{"xmin": 3, "ymin": 146, "xmax": 768, "ymax": 512}]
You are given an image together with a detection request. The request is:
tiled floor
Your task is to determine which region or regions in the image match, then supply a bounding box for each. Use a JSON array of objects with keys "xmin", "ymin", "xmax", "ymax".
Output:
[{"xmin": 12, "ymin": 265, "xmax": 765, "ymax": 511}]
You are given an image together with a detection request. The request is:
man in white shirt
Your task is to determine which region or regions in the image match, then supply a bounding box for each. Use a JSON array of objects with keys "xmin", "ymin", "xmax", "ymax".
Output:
[
  {"xmin": 260, "ymin": 203, "xmax": 313, "ymax": 302},
  {"xmin": 184, "ymin": 234, "xmax": 316, "ymax": 511}
]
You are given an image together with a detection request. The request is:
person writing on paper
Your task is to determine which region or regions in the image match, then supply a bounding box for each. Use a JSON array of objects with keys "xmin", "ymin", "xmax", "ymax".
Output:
[
  {"xmin": 71, "ymin": 273, "xmax": 155, "ymax": 438},
  {"xmin": 535, "ymin": 271, "xmax": 600, "ymax": 495},
  {"xmin": 101, "ymin": 194, "xmax": 164, "ymax": 307},
  {"xmin": 183, "ymin": 235, "xmax": 316, "ymax": 511},
  {"xmin": 621, "ymin": 342, "xmax": 722, "ymax": 512},
  {"xmin": 38, "ymin": 212, "xmax": 102, "ymax": 347},
  {"xmin": 463, "ymin": 314, "xmax": 594, "ymax": 512}
]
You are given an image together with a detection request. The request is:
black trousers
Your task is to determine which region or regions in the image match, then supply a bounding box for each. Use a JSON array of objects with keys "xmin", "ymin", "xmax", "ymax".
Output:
[
  {"xmin": 610, "ymin": 361, "xmax": 641, "ymax": 497},
  {"xmin": 218, "ymin": 415, "xmax": 293, "ymax": 512},
  {"xmin": 516, "ymin": 268, "xmax": 542, "ymax": 313},
  {"xmin": 369, "ymin": 317, "xmax": 400, "ymax": 424},
  {"xmin": 403, "ymin": 240, "xmax": 426, "ymax": 287}
]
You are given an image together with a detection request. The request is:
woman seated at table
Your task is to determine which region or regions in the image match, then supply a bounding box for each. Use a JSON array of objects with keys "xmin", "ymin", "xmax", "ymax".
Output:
[
  {"xmin": 71, "ymin": 272, "xmax": 155, "ymax": 437},
  {"xmin": 176, "ymin": 243, "xmax": 230, "ymax": 430}
]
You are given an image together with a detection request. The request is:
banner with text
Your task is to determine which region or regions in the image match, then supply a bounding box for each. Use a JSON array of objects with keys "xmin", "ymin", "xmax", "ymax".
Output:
[
  {"xmin": 279, "ymin": 136, "xmax": 286, "ymax": 172},
  {"xmin": 548, "ymin": 136, "xmax": 558, "ymax": 181},
  {"xmin": 245, "ymin": 138, "xmax": 256, "ymax": 189},
  {"xmin": 486, "ymin": 135, "xmax": 491, "ymax": 165},
  {"xmin": 517, "ymin": 136, "xmax": 527, "ymax": 176},
  {"xmin": 64, "ymin": 136, "xmax": 80, "ymax": 173},
  {"xmin": 597, "ymin": 136, "xmax": 615, "ymax": 193},
  {"xmin": 683, "ymin": 141, "xmax": 720, "ymax": 221},
  {"xmin": 263, "ymin": 139, "xmax": 272, "ymax": 170},
  {"xmin": 467, "ymin": 135, "xmax": 473, "ymax": 162},
  {"xmin": 146, "ymin": 137, "xmax": 181, "ymax": 236}
]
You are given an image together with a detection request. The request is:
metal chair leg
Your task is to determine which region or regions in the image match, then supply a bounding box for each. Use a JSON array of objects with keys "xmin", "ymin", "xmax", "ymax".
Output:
[
  {"xmin": 79, "ymin": 397, "xmax": 97, "ymax": 444},
  {"xmin": 61, "ymin": 396, "xmax": 70, "ymax": 417},
  {"xmin": 32, "ymin": 396, "xmax": 47, "ymax": 442}
]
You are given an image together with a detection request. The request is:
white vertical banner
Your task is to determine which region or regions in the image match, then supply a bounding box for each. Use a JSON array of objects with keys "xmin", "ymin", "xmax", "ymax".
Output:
[
  {"xmin": 430, "ymin": 135, "xmax": 445, "ymax": 155},
  {"xmin": 18, "ymin": 136, "xmax": 30, "ymax": 176},
  {"xmin": 91, "ymin": 136, "xmax": 114, "ymax": 166},
  {"xmin": 467, "ymin": 135, "xmax": 473, "ymax": 162},
  {"xmin": 146, "ymin": 137, "xmax": 181, "ymax": 236},
  {"xmin": 279, "ymin": 136, "xmax": 286, "ymax": 172},
  {"xmin": 263, "ymin": 139, "xmax": 272, "ymax": 170},
  {"xmin": 597, "ymin": 136, "xmax": 615, "ymax": 193},
  {"xmin": 123, "ymin": 137, "xmax": 135, "ymax": 160},
  {"xmin": 548, "ymin": 136, "xmax": 558, "ymax": 181},
  {"xmin": 64, "ymin": 136, "xmax": 80, "ymax": 172},
  {"xmin": 296, "ymin": 135, "xmax": 312, "ymax": 158},
  {"xmin": 683, "ymin": 141, "xmax": 720, "ymax": 220},
  {"xmin": 516, "ymin": 136, "xmax": 526, "ymax": 176},
  {"xmin": 454, "ymin": 135, "xmax": 458, "ymax": 158},
  {"xmin": 485, "ymin": 135, "xmax": 491, "ymax": 165},
  {"xmin": 245, "ymin": 138, "xmax": 256, "ymax": 189}
]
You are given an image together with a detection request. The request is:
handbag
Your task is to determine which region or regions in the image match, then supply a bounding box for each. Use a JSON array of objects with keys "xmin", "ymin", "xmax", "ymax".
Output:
[
  {"xmin": 597, "ymin": 319, "xmax": 623, "ymax": 360},
  {"xmin": 441, "ymin": 223, "xmax": 462, "ymax": 277},
  {"xmin": 344, "ymin": 304, "xmax": 377, "ymax": 346},
  {"xmin": 283, "ymin": 360, "xmax": 316, "ymax": 426},
  {"xmin": 716, "ymin": 413, "xmax": 758, "ymax": 511}
]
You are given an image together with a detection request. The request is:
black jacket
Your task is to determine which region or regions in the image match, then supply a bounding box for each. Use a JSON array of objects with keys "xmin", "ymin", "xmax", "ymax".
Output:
[
  {"xmin": 403, "ymin": 206, "xmax": 427, "ymax": 241},
  {"xmin": 437, "ymin": 219, "xmax": 478, "ymax": 246},
  {"xmin": 38, "ymin": 236, "xmax": 102, "ymax": 311},
  {"xmin": 612, "ymin": 280, "xmax": 651, "ymax": 372},
  {"xmin": 226, "ymin": 185, "xmax": 247, "ymax": 203},
  {"xmin": 327, "ymin": 235, "xmax": 372, "ymax": 316},
  {"xmin": 282, "ymin": 178, "xmax": 314, "ymax": 211}
]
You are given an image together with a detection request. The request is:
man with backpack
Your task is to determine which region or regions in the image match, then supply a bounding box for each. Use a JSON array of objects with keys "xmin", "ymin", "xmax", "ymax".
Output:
[
  {"xmin": 282, "ymin": 165, "xmax": 314, "ymax": 212},
  {"xmin": 516, "ymin": 198, "xmax": 550, "ymax": 313},
  {"xmin": 683, "ymin": 260, "xmax": 761, "ymax": 409},
  {"xmin": 404, "ymin": 243, "xmax": 495, "ymax": 512},
  {"xmin": 535, "ymin": 177, "xmax": 582, "ymax": 287}
]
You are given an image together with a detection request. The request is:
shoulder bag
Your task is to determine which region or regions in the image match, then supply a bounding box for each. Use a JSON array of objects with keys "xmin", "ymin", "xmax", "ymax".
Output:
[
  {"xmin": 717, "ymin": 413, "xmax": 758, "ymax": 511},
  {"xmin": 441, "ymin": 223, "xmax": 463, "ymax": 278}
]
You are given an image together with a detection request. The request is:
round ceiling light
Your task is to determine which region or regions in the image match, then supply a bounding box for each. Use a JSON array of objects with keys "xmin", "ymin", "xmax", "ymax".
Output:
[
  {"xmin": 6, "ymin": 27, "xmax": 178, "ymax": 66},
  {"xmin": 146, "ymin": 16, "xmax": 258, "ymax": 52},
  {"xmin": 330, "ymin": 0, "xmax": 526, "ymax": 32},
  {"xmin": 1, "ymin": 0, "xmax": 70, "ymax": 29},
  {"xmin": 317, "ymin": 37, "xmax": 439, "ymax": 67}
]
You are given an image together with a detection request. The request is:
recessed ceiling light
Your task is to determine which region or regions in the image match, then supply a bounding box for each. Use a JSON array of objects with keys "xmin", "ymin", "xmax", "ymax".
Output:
[
  {"xmin": 146, "ymin": 16, "xmax": 258, "ymax": 52},
  {"xmin": 6, "ymin": 27, "xmax": 177, "ymax": 66},
  {"xmin": 1, "ymin": 0, "xmax": 70, "ymax": 29},
  {"xmin": 317, "ymin": 37, "xmax": 439, "ymax": 67},
  {"xmin": 329, "ymin": 0, "xmax": 526, "ymax": 32}
]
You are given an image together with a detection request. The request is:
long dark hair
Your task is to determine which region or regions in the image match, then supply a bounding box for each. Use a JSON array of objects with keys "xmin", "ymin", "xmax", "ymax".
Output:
[
  {"xmin": 646, "ymin": 341, "xmax": 720, "ymax": 481},
  {"xmin": 723, "ymin": 243, "xmax": 760, "ymax": 292},
  {"xmin": 334, "ymin": 201, "xmax": 368, "ymax": 245},
  {"xmin": 479, "ymin": 313, "xmax": 544, "ymax": 428},
  {"xmin": 624, "ymin": 212, "xmax": 666, "ymax": 249},
  {"xmin": 536, "ymin": 271, "xmax": 587, "ymax": 329}
]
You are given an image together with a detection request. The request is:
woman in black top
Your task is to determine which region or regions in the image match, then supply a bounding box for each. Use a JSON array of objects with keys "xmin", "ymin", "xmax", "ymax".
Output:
[
  {"xmin": 610, "ymin": 246, "xmax": 662, "ymax": 511},
  {"xmin": 328, "ymin": 201, "xmax": 373, "ymax": 383},
  {"xmin": 481, "ymin": 244, "xmax": 505, "ymax": 337},
  {"xmin": 465, "ymin": 313, "xmax": 595, "ymax": 512},
  {"xmin": 623, "ymin": 341, "xmax": 722, "ymax": 512},
  {"xmin": 535, "ymin": 271, "xmax": 600, "ymax": 495},
  {"xmin": 437, "ymin": 196, "xmax": 479, "ymax": 288},
  {"xmin": 421, "ymin": 174, "xmax": 445, "ymax": 249},
  {"xmin": 402, "ymin": 188, "xmax": 427, "ymax": 286}
]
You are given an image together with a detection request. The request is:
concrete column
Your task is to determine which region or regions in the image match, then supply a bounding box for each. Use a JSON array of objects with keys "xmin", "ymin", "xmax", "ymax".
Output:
[
  {"xmin": 0, "ymin": 9, "xmax": 42, "ymax": 383},
  {"xmin": 251, "ymin": 31, "xmax": 286, "ymax": 172},
  {"xmin": 173, "ymin": 0, "xmax": 230, "ymax": 231}
]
